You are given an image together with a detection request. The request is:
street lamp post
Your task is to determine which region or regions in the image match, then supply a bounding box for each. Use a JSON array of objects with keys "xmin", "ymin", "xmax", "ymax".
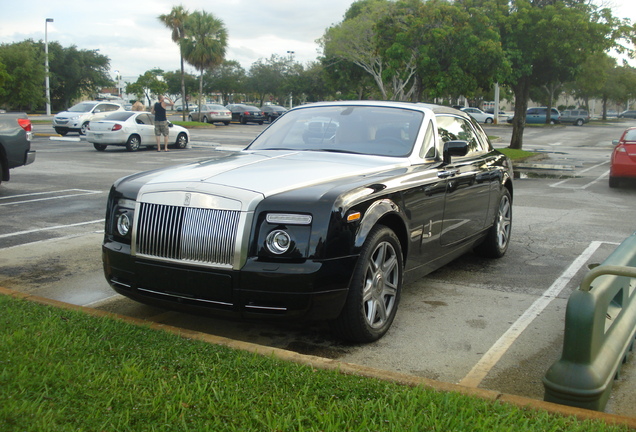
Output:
[
  {"xmin": 45, "ymin": 18, "xmax": 54, "ymax": 116},
  {"xmin": 286, "ymin": 51, "xmax": 295, "ymax": 109}
]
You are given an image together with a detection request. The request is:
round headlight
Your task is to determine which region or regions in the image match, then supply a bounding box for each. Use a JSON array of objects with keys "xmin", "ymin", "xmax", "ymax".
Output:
[
  {"xmin": 266, "ymin": 230, "xmax": 291, "ymax": 255},
  {"xmin": 117, "ymin": 213, "xmax": 131, "ymax": 236}
]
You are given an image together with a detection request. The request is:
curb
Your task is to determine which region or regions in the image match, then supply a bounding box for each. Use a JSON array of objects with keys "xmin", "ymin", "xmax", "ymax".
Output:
[{"xmin": 1, "ymin": 285, "xmax": 635, "ymax": 429}]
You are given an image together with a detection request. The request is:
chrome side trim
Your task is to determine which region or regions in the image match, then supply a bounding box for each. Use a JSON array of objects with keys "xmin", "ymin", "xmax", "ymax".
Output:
[
  {"xmin": 138, "ymin": 287, "xmax": 233, "ymax": 307},
  {"xmin": 244, "ymin": 304, "xmax": 288, "ymax": 311}
]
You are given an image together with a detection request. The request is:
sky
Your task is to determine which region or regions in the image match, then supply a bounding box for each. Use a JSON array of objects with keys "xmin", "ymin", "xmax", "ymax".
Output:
[{"xmin": 0, "ymin": 0, "xmax": 634, "ymax": 83}]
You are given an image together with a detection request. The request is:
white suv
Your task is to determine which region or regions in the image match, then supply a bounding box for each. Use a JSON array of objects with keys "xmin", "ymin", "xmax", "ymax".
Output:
[{"xmin": 53, "ymin": 101, "xmax": 124, "ymax": 136}]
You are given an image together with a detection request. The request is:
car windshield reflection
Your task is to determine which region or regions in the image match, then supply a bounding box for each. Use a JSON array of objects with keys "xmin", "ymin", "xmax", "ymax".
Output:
[{"xmin": 248, "ymin": 105, "xmax": 423, "ymax": 158}]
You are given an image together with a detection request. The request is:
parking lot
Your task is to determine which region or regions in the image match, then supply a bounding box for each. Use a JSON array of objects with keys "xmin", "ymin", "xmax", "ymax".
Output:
[{"xmin": 2, "ymin": 119, "xmax": 636, "ymax": 415}]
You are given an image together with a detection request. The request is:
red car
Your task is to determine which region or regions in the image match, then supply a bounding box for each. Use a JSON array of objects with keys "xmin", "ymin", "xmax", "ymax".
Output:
[{"xmin": 610, "ymin": 127, "xmax": 636, "ymax": 188}]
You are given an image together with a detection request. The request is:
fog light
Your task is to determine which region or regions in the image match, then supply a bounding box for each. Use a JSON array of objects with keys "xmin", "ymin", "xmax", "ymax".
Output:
[
  {"xmin": 266, "ymin": 230, "xmax": 291, "ymax": 254},
  {"xmin": 117, "ymin": 213, "xmax": 131, "ymax": 236}
]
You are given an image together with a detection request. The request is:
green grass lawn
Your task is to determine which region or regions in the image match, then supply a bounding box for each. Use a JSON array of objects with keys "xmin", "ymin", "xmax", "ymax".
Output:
[{"xmin": 1, "ymin": 295, "xmax": 631, "ymax": 431}]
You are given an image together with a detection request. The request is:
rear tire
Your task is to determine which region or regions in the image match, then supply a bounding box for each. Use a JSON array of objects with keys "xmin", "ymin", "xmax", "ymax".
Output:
[
  {"xmin": 93, "ymin": 143, "xmax": 107, "ymax": 151},
  {"xmin": 331, "ymin": 226, "xmax": 403, "ymax": 343},
  {"xmin": 609, "ymin": 177, "xmax": 619, "ymax": 188},
  {"xmin": 125, "ymin": 135, "xmax": 141, "ymax": 152},
  {"xmin": 174, "ymin": 132, "xmax": 188, "ymax": 149},
  {"xmin": 474, "ymin": 188, "xmax": 512, "ymax": 258},
  {"xmin": 80, "ymin": 122, "xmax": 89, "ymax": 135}
]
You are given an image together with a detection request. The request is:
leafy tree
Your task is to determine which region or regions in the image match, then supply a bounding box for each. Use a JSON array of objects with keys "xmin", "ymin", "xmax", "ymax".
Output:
[
  {"xmin": 321, "ymin": 0, "xmax": 402, "ymax": 100},
  {"xmin": 600, "ymin": 64, "xmax": 636, "ymax": 114},
  {"xmin": 488, "ymin": 0, "xmax": 620, "ymax": 149},
  {"xmin": 204, "ymin": 60, "xmax": 246, "ymax": 105},
  {"xmin": 569, "ymin": 52, "xmax": 616, "ymax": 118},
  {"xmin": 248, "ymin": 55, "xmax": 290, "ymax": 106},
  {"xmin": 126, "ymin": 69, "xmax": 168, "ymax": 107},
  {"xmin": 47, "ymin": 42, "xmax": 113, "ymax": 110},
  {"xmin": 163, "ymin": 70, "xmax": 197, "ymax": 108},
  {"xmin": 159, "ymin": 6, "xmax": 190, "ymax": 120},
  {"xmin": 0, "ymin": 40, "xmax": 45, "ymax": 111},
  {"xmin": 180, "ymin": 10, "xmax": 228, "ymax": 113}
]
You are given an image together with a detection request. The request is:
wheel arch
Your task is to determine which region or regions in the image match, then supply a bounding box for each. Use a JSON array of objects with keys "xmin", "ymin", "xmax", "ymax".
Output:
[{"xmin": 354, "ymin": 199, "xmax": 409, "ymax": 262}]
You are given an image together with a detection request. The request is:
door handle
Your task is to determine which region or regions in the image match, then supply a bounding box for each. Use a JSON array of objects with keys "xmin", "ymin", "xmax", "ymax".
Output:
[{"xmin": 438, "ymin": 169, "xmax": 459, "ymax": 179}]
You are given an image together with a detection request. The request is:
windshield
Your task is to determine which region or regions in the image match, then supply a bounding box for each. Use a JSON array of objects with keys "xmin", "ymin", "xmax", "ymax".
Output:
[
  {"xmin": 68, "ymin": 102, "xmax": 98, "ymax": 113},
  {"xmin": 247, "ymin": 105, "xmax": 423, "ymax": 158}
]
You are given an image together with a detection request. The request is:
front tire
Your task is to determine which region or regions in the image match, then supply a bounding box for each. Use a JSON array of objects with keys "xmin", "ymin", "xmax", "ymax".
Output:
[
  {"xmin": 331, "ymin": 226, "xmax": 403, "ymax": 343},
  {"xmin": 54, "ymin": 127, "xmax": 68, "ymax": 136},
  {"xmin": 475, "ymin": 188, "xmax": 512, "ymax": 258},
  {"xmin": 125, "ymin": 135, "xmax": 141, "ymax": 152}
]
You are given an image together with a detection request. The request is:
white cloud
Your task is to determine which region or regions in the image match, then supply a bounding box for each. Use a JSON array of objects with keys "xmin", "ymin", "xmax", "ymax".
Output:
[{"xmin": 0, "ymin": 0, "xmax": 633, "ymax": 79}]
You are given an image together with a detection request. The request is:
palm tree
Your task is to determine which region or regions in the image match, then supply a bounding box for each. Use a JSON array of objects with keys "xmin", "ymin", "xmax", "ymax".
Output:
[
  {"xmin": 180, "ymin": 11, "xmax": 228, "ymax": 114},
  {"xmin": 158, "ymin": 6, "xmax": 189, "ymax": 121}
]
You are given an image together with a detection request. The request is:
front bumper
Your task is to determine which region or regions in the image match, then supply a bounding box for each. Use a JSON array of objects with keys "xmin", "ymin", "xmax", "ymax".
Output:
[{"xmin": 102, "ymin": 240, "xmax": 355, "ymax": 321}]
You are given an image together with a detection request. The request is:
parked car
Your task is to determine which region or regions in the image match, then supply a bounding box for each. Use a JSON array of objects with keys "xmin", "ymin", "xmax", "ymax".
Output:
[
  {"xmin": 0, "ymin": 112, "xmax": 35, "ymax": 185},
  {"xmin": 609, "ymin": 127, "xmax": 636, "ymax": 188},
  {"xmin": 606, "ymin": 110, "xmax": 618, "ymax": 118},
  {"xmin": 53, "ymin": 101, "xmax": 124, "ymax": 136},
  {"xmin": 101, "ymin": 101, "xmax": 513, "ymax": 343},
  {"xmin": 261, "ymin": 105, "xmax": 287, "ymax": 123},
  {"xmin": 560, "ymin": 109, "xmax": 590, "ymax": 126},
  {"xmin": 461, "ymin": 107, "xmax": 494, "ymax": 124},
  {"xmin": 86, "ymin": 111, "xmax": 189, "ymax": 152},
  {"xmin": 226, "ymin": 104, "xmax": 266, "ymax": 124},
  {"xmin": 507, "ymin": 107, "xmax": 561, "ymax": 124},
  {"xmin": 619, "ymin": 110, "xmax": 636, "ymax": 119},
  {"xmin": 188, "ymin": 104, "xmax": 231, "ymax": 125}
]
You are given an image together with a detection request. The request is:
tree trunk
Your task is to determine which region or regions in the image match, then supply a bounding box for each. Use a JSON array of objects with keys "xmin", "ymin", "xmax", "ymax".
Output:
[
  {"xmin": 509, "ymin": 78, "xmax": 531, "ymax": 150},
  {"xmin": 180, "ymin": 52, "xmax": 186, "ymax": 121}
]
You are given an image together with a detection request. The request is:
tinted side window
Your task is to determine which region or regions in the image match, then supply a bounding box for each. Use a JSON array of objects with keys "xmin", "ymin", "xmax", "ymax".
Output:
[{"xmin": 436, "ymin": 115, "xmax": 485, "ymax": 156}]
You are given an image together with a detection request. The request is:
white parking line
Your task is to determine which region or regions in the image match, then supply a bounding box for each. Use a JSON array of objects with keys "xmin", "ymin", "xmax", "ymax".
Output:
[
  {"xmin": 0, "ymin": 219, "xmax": 105, "ymax": 239},
  {"xmin": 458, "ymin": 241, "xmax": 617, "ymax": 388},
  {"xmin": 0, "ymin": 189, "xmax": 102, "ymax": 206},
  {"xmin": 549, "ymin": 161, "xmax": 610, "ymax": 189}
]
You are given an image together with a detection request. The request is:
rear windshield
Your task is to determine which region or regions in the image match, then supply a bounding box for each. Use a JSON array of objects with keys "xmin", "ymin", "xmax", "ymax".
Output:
[
  {"xmin": 624, "ymin": 130, "xmax": 636, "ymax": 141},
  {"xmin": 104, "ymin": 112, "xmax": 135, "ymax": 121}
]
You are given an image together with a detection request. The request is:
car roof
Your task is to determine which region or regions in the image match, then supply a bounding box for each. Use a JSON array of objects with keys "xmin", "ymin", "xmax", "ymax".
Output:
[{"xmin": 289, "ymin": 100, "xmax": 469, "ymax": 119}]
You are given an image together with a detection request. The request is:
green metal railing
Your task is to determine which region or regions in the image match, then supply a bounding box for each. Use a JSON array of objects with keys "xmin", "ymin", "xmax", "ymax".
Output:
[{"xmin": 543, "ymin": 233, "xmax": 636, "ymax": 412}]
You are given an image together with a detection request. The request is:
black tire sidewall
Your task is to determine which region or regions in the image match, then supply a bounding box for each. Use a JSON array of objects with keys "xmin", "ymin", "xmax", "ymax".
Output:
[{"xmin": 332, "ymin": 225, "xmax": 403, "ymax": 342}]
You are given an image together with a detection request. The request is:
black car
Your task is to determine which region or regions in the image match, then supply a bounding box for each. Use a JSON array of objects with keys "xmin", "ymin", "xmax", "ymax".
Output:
[
  {"xmin": 102, "ymin": 101, "xmax": 513, "ymax": 342},
  {"xmin": 226, "ymin": 104, "xmax": 266, "ymax": 124},
  {"xmin": 619, "ymin": 110, "xmax": 636, "ymax": 119},
  {"xmin": 261, "ymin": 105, "xmax": 287, "ymax": 123}
]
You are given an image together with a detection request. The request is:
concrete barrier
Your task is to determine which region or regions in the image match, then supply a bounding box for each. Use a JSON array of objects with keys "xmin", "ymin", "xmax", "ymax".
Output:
[{"xmin": 543, "ymin": 233, "xmax": 636, "ymax": 411}]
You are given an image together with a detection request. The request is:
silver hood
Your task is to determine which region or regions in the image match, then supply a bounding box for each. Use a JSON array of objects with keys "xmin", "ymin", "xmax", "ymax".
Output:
[{"xmin": 139, "ymin": 150, "xmax": 407, "ymax": 203}]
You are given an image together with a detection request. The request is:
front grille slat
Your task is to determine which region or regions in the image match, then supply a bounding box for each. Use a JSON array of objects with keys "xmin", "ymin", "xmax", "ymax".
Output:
[{"xmin": 135, "ymin": 203, "xmax": 240, "ymax": 267}]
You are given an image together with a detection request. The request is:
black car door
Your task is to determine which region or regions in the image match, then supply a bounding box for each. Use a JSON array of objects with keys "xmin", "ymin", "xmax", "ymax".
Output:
[{"xmin": 435, "ymin": 115, "xmax": 495, "ymax": 246}]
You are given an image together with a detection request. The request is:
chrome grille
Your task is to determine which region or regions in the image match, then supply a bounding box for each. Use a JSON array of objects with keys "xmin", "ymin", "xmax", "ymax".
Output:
[{"xmin": 135, "ymin": 203, "xmax": 240, "ymax": 267}]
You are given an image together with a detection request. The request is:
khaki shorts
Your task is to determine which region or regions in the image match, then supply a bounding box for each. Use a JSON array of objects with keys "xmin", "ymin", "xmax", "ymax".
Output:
[{"xmin": 154, "ymin": 121, "xmax": 169, "ymax": 136}]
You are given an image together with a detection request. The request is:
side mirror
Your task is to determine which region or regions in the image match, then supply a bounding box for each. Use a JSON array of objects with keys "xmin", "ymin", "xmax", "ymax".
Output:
[
  {"xmin": 612, "ymin": 139, "xmax": 619, "ymax": 145},
  {"xmin": 168, "ymin": 122, "xmax": 173, "ymax": 128},
  {"xmin": 443, "ymin": 140, "xmax": 469, "ymax": 164}
]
